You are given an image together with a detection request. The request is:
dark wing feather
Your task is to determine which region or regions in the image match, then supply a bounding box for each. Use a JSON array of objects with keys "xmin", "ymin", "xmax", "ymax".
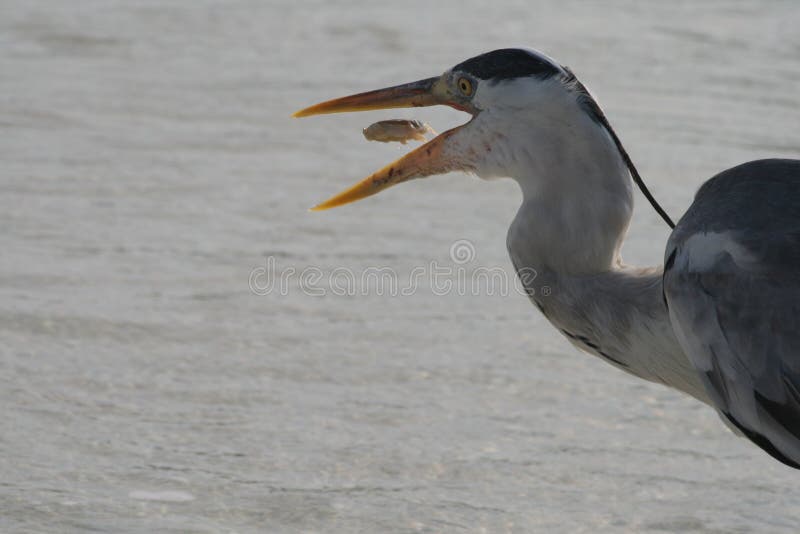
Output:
[{"xmin": 663, "ymin": 159, "xmax": 800, "ymax": 468}]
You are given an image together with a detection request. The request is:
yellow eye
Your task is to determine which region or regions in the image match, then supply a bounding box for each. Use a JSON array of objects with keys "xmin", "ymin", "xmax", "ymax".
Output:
[{"xmin": 457, "ymin": 77, "xmax": 473, "ymax": 96}]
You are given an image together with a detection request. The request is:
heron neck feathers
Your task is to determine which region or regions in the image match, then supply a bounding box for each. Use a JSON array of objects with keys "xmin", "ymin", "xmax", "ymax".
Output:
[
  {"xmin": 502, "ymin": 105, "xmax": 708, "ymax": 402},
  {"xmin": 505, "ymin": 109, "xmax": 633, "ymax": 274}
]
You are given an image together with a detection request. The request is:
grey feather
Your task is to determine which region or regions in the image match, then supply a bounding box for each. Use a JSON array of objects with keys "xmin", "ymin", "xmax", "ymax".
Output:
[{"xmin": 664, "ymin": 159, "xmax": 800, "ymax": 468}]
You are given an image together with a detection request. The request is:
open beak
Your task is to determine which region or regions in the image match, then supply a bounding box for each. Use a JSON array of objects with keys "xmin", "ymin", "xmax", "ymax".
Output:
[{"xmin": 293, "ymin": 76, "xmax": 471, "ymax": 210}]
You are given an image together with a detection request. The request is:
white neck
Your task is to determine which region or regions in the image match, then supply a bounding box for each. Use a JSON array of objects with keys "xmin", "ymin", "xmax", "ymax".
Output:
[{"xmin": 501, "ymin": 94, "xmax": 708, "ymax": 402}]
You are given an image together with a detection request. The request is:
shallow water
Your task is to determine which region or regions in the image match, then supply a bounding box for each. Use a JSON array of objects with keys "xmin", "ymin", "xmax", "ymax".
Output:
[{"xmin": 2, "ymin": 1, "xmax": 800, "ymax": 532}]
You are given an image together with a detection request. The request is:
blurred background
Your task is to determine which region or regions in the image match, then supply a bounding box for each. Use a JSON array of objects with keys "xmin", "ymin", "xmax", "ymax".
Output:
[{"xmin": 2, "ymin": 1, "xmax": 800, "ymax": 532}]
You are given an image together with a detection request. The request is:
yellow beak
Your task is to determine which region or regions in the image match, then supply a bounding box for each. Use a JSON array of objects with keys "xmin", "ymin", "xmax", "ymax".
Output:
[
  {"xmin": 293, "ymin": 77, "xmax": 441, "ymax": 118},
  {"xmin": 293, "ymin": 76, "xmax": 469, "ymax": 210}
]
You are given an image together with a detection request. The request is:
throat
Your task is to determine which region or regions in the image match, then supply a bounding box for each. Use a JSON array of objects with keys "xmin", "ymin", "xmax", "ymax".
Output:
[{"xmin": 503, "ymin": 121, "xmax": 707, "ymax": 402}]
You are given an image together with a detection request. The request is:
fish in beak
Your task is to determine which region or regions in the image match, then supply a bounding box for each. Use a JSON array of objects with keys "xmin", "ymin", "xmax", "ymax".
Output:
[{"xmin": 293, "ymin": 76, "xmax": 474, "ymax": 210}]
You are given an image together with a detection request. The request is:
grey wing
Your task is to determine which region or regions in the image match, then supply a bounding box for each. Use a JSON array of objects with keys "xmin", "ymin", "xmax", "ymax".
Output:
[{"xmin": 663, "ymin": 159, "xmax": 800, "ymax": 468}]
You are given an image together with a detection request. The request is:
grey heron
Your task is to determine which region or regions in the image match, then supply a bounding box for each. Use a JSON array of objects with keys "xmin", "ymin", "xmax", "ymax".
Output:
[{"xmin": 294, "ymin": 48, "xmax": 800, "ymax": 469}]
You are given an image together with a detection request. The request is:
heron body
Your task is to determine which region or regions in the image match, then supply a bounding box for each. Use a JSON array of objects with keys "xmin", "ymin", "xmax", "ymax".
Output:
[
  {"xmin": 295, "ymin": 48, "xmax": 800, "ymax": 468},
  {"xmin": 665, "ymin": 160, "xmax": 800, "ymax": 467}
]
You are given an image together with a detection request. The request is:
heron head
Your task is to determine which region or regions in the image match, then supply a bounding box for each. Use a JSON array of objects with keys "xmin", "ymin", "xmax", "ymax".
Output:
[{"xmin": 294, "ymin": 48, "xmax": 597, "ymax": 210}]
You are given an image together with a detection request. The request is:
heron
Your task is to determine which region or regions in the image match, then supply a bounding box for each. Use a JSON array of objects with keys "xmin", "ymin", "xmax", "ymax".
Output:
[{"xmin": 294, "ymin": 48, "xmax": 800, "ymax": 469}]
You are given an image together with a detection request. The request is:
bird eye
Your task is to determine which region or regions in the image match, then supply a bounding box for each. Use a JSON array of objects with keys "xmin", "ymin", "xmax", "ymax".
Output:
[{"xmin": 457, "ymin": 77, "xmax": 473, "ymax": 96}]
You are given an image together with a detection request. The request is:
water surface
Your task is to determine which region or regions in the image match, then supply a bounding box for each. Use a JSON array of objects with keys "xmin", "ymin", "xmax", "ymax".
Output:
[{"xmin": 2, "ymin": 1, "xmax": 800, "ymax": 532}]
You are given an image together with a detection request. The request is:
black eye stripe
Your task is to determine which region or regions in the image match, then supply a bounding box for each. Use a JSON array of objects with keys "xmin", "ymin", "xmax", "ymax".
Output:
[{"xmin": 453, "ymin": 48, "xmax": 562, "ymax": 82}]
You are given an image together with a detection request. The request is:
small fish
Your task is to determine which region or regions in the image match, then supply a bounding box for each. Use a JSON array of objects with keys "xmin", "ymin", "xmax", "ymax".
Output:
[{"xmin": 362, "ymin": 119, "xmax": 435, "ymax": 144}]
